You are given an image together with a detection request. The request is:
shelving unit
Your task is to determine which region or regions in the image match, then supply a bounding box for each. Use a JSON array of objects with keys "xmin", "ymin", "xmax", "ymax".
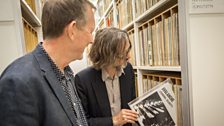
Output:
[
  {"xmin": 21, "ymin": 0, "xmax": 42, "ymax": 53},
  {"xmin": 21, "ymin": 0, "xmax": 41, "ymax": 27}
]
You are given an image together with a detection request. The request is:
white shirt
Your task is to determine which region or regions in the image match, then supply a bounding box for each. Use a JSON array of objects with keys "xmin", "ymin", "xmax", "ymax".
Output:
[{"xmin": 101, "ymin": 68, "xmax": 124, "ymax": 115}]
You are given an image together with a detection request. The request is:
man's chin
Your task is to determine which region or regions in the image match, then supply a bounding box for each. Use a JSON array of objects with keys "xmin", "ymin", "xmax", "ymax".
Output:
[
  {"xmin": 115, "ymin": 62, "xmax": 128, "ymax": 70},
  {"xmin": 122, "ymin": 62, "xmax": 128, "ymax": 68}
]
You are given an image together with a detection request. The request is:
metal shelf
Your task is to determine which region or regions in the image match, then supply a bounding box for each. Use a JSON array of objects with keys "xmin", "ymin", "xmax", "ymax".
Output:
[
  {"xmin": 21, "ymin": 0, "xmax": 41, "ymax": 27},
  {"xmin": 137, "ymin": 66, "xmax": 181, "ymax": 72}
]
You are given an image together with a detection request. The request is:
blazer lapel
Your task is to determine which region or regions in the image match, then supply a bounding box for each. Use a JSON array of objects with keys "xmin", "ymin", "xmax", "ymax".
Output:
[
  {"xmin": 92, "ymin": 70, "xmax": 111, "ymax": 116},
  {"xmin": 44, "ymin": 71, "xmax": 76, "ymax": 125},
  {"xmin": 33, "ymin": 44, "xmax": 76, "ymax": 125}
]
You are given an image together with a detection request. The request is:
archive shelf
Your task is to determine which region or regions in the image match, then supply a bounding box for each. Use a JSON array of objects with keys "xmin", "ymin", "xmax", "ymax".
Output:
[
  {"xmin": 21, "ymin": 0, "xmax": 41, "ymax": 27},
  {"xmin": 21, "ymin": 0, "xmax": 42, "ymax": 53},
  {"xmin": 135, "ymin": 0, "xmax": 177, "ymax": 23},
  {"xmin": 138, "ymin": 66, "xmax": 181, "ymax": 72},
  {"xmin": 122, "ymin": 21, "xmax": 134, "ymax": 31}
]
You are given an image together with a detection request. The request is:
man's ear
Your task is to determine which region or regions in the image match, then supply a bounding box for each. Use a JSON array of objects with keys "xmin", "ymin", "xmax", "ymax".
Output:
[{"xmin": 67, "ymin": 20, "xmax": 77, "ymax": 40}]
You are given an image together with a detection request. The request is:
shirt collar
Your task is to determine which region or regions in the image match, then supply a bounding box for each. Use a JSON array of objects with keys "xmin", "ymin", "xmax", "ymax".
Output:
[{"xmin": 102, "ymin": 68, "xmax": 124, "ymax": 82}]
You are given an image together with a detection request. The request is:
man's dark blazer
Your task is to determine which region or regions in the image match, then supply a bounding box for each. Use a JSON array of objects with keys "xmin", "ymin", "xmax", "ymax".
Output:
[
  {"xmin": 75, "ymin": 63, "xmax": 136, "ymax": 126},
  {"xmin": 0, "ymin": 44, "xmax": 78, "ymax": 126}
]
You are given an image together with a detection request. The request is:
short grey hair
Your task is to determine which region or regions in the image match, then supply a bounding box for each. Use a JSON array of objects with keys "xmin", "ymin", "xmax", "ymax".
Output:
[{"xmin": 42, "ymin": 0, "xmax": 96, "ymax": 39}]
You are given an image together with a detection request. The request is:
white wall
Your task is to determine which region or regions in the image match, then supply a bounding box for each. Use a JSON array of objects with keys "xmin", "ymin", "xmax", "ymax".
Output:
[
  {"xmin": 0, "ymin": 22, "xmax": 20, "ymax": 72},
  {"xmin": 187, "ymin": 13, "xmax": 224, "ymax": 126},
  {"xmin": 0, "ymin": 0, "xmax": 24, "ymax": 73}
]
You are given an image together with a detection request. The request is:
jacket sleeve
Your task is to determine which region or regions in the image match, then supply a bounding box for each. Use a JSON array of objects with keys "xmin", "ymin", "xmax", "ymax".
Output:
[
  {"xmin": 0, "ymin": 76, "xmax": 39, "ymax": 126},
  {"xmin": 131, "ymin": 64, "xmax": 136, "ymax": 100},
  {"xmin": 75, "ymin": 74, "xmax": 113, "ymax": 126}
]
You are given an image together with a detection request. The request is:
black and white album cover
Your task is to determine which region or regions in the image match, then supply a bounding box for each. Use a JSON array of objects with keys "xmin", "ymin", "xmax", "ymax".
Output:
[{"xmin": 129, "ymin": 79, "xmax": 177, "ymax": 126}]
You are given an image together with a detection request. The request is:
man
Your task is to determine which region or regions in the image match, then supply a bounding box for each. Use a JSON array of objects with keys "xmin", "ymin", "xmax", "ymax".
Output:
[
  {"xmin": 75, "ymin": 27, "xmax": 138, "ymax": 126},
  {"xmin": 0, "ymin": 0, "xmax": 95, "ymax": 125}
]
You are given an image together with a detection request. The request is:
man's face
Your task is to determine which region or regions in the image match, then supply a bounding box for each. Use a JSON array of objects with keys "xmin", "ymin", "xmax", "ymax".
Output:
[
  {"xmin": 114, "ymin": 41, "xmax": 131, "ymax": 70},
  {"xmin": 70, "ymin": 5, "xmax": 95, "ymax": 60}
]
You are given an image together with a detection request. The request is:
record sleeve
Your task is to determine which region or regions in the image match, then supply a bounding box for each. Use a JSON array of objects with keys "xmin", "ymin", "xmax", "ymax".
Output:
[{"xmin": 128, "ymin": 79, "xmax": 177, "ymax": 126}]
